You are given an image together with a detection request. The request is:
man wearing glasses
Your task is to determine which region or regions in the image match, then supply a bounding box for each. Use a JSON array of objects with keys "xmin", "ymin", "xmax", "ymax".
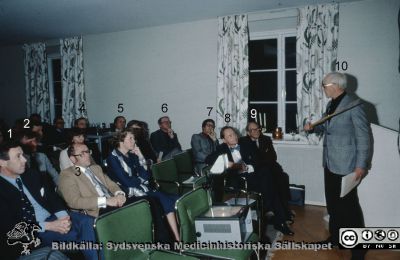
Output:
[
  {"xmin": 150, "ymin": 116, "xmax": 182, "ymax": 160},
  {"xmin": 0, "ymin": 141, "xmax": 97, "ymax": 259},
  {"xmin": 58, "ymin": 143, "xmax": 172, "ymax": 242},
  {"xmin": 58, "ymin": 143, "xmax": 127, "ymax": 217},
  {"xmin": 240, "ymin": 122, "xmax": 293, "ymax": 223},
  {"xmin": 191, "ymin": 119, "xmax": 219, "ymax": 174},
  {"xmin": 304, "ymin": 72, "xmax": 370, "ymax": 260}
]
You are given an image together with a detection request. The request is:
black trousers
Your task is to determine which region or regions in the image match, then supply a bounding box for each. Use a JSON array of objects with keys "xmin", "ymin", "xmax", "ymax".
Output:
[
  {"xmin": 324, "ymin": 168, "xmax": 366, "ymax": 260},
  {"xmin": 226, "ymin": 169, "xmax": 289, "ymax": 225}
]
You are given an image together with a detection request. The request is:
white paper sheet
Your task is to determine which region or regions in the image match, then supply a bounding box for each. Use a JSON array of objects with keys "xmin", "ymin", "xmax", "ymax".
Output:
[
  {"xmin": 340, "ymin": 172, "xmax": 361, "ymax": 198},
  {"xmin": 210, "ymin": 154, "xmax": 228, "ymax": 174}
]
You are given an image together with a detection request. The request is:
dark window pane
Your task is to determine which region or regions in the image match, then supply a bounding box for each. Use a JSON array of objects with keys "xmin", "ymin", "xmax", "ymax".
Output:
[
  {"xmin": 248, "ymin": 104, "xmax": 277, "ymax": 133},
  {"xmin": 285, "ymin": 70, "xmax": 297, "ymax": 101},
  {"xmin": 285, "ymin": 104, "xmax": 298, "ymax": 133},
  {"xmin": 54, "ymin": 82, "xmax": 62, "ymax": 104},
  {"xmin": 55, "ymin": 104, "xmax": 62, "ymax": 119},
  {"xmin": 249, "ymin": 39, "xmax": 277, "ymax": 70},
  {"xmin": 249, "ymin": 72, "xmax": 277, "ymax": 101},
  {"xmin": 285, "ymin": 37, "xmax": 296, "ymax": 69},
  {"xmin": 52, "ymin": 59, "xmax": 61, "ymax": 81}
]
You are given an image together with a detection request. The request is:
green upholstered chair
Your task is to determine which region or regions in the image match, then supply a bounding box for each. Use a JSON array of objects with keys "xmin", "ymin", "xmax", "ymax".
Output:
[
  {"xmin": 152, "ymin": 159, "xmax": 206, "ymax": 195},
  {"xmin": 175, "ymin": 188, "xmax": 259, "ymax": 259},
  {"xmin": 173, "ymin": 149, "xmax": 195, "ymax": 177},
  {"xmin": 151, "ymin": 159, "xmax": 182, "ymax": 194},
  {"xmin": 94, "ymin": 199, "xmax": 199, "ymax": 260}
]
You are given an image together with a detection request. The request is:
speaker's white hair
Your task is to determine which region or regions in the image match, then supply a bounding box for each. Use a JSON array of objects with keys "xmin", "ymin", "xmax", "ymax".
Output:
[{"xmin": 324, "ymin": 72, "xmax": 347, "ymax": 89}]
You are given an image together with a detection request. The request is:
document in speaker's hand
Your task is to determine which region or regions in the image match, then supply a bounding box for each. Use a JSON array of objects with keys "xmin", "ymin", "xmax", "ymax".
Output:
[{"xmin": 340, "ymin": 172, "xmax": 361, "ymax": 198}]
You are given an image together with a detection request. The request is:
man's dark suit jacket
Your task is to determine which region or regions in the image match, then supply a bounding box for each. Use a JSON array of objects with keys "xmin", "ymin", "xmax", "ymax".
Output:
[
  {"xmin": 239, "ymin": 135, "xmax": 277, "ymax": 171},
  {"xmin": 205, "ymin": 143, "xmax": 249, "ymax": 167},
  {"xmin": 0, "ymin": 169, "xmax": 66, "ymax": 259},
  {"xmin": 150, "ymin": 129, "xmax": 182, "ymax": 158},
  {"xmin": 239, "ymin": 135, "xmax": 290, "ymax": 206}
]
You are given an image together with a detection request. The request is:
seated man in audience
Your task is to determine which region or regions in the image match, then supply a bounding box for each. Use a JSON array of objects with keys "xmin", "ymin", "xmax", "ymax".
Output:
[
  {"xmin": 43, "ymin": 117, "xmax": 67, "ymax": 146},
  {"xmin": 205, "ymin": 126, "xmax": 294, "ymax": 235},
  {"xmin": 150, "ymin": 116, "xmax": 182, "ymax": 160},
  {"xmin": 191, "ymin": 119, "xmax": 223, "ymax": 201},
  {"xmin": 20, "ymin": 131, "xmax": 59, "ymax": 187},
  {"xmin": 59, "ymin": 128, "xmax": 96, "ymax": 171},
  {"xmin": 30, "ymin": 121, "xmax": 47, "ymax": 153},
  {"xmin": 239, "ymin": 121, "xmax": 293, "ymax": 221},
  {"xmin": 111, "ymin": 116, "xmax": 126, "ymax": 133},
  {"xmin": 28, "ymin": 113, "xmax": 42, "ymax": 126},
  {"xmin": 74, "ymin": 117, "xmax": 88, "ymax": 129},
  {"xmin": 191, "ymin": 119, "xmax": 219, "ymax": 174},
  {"xmin": 58, "ymin": 143, "xmax": 129, "ymax": 217},
  {"xmin": 58, "ymin": 143, "xmax": 171, "ymax": 242},
  {"xmin": 0, "ymin": 141, "xmax": 97, "ymax": 260}
]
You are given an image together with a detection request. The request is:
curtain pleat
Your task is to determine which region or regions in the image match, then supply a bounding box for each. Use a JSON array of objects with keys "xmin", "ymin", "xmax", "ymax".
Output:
[
  {"xmin": 296, "ymin": 4, "xmax": 339, "ymax": 143},
  {"xmin": 60, "ymin": 36, "xmax": 88, "ymax": 127},
  {"xmin": 23, "ymin": 43, "xmax": 51, "ymax": 122},
  {"xmin": 216, "ymin": 14, "xmax": 249, "ymax": 135}
]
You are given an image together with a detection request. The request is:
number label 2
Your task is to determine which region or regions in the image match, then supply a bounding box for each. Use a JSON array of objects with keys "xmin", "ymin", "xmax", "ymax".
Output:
[{"xmin": 23, "ymin": 119, "xmax": 30, "ymax": 129}]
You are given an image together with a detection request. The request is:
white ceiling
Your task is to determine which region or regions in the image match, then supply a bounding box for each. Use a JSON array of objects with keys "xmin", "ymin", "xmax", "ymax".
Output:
[{"xmin": 0, "ymin": 0, "xmax": 357, "ymax": 46}]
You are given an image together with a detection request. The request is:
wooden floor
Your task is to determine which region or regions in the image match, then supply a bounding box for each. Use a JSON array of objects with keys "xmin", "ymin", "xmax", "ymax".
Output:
[{"xmin": 270, "ymin": 205, "xmax": 400, "ymax": 260}]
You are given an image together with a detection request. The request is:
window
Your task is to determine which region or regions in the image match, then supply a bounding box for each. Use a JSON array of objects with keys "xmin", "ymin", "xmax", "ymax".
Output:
[
  {"xmin": 248, "ymin": 30, "xmax": 297, "ymax": 134},
  {"xmin": 47, "ymin": 55, "xmax": 62, "ymax": 121}
]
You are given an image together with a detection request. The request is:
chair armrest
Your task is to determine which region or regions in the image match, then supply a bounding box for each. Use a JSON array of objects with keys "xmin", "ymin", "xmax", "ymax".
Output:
[{"xmin": 154, "ymin": 179, "xmax": 181, "ymax": 187}]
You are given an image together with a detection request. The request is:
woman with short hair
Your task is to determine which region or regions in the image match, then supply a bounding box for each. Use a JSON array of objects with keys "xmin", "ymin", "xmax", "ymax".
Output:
[{"xmin": 106, "ymin": 130, "xmax": 180, "ymax": 241}]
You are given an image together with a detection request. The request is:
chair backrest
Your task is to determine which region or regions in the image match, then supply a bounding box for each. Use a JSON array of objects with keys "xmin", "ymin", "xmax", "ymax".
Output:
[
  {"xmin": 175, "ymin": 188, "xmax": 211, "ymax": 243},
  {"xmin": 151, "ymin": 159, "xmax": 179, "ymax": 181},
  {"xmin": 94, "ymin": 199, "xmax": 153, "ymax": 260},
  {"xmin": 173, "ymin": 150, "xmax": 194, "ymax": 176}
]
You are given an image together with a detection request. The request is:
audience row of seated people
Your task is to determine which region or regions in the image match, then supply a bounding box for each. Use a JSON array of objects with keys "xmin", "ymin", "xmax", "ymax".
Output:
[
  {"xmin": 191, "ymin": 119, "xmax": 294, "ymax": 236},
  {"xmin": 0, "ymin": 114, "xmax": 184, "ymax": 259},
  {"xmin": 0, "ymin": 113, "xmax": 295, "ymax": 259}
]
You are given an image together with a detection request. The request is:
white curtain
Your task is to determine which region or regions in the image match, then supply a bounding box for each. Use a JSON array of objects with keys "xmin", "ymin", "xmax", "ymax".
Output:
[
  {"xmin": 60, "ymin": 36, "xmax": 88, "ymax": 127},
  {"xmin": 296, "ymin": 4, "xmax": 339, "ymax": 143},
  {"xmin": 216, "ymin": 14, "xmax": 249, "ymax": 135},
  {"xmin": 23, "ymin": 43, "xmax": 51, "ymax": 122}
]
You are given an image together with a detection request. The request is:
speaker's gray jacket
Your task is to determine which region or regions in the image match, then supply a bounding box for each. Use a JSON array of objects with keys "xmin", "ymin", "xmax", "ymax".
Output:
[{"xmin": 314, "ymin": 94, "xmax": 371, "ymax": 175}]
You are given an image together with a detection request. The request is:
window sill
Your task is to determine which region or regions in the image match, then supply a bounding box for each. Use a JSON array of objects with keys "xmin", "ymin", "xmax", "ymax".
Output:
[
  {"xmin": 272, "ymin": 139, "xmax": 309, "ymax": 145},
  {"xmin": 264, "ymin": 133, "xmax": 317, "ymax": 146}
]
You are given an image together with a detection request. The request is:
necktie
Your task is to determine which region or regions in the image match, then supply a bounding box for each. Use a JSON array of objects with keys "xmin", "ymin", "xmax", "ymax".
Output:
[
  {"xmin": 85, "ymin": 167, "xmax": 112, "ymax": 197},
  {"xmin": 15, "ymin": 178, "xmax": 37, "ymax": 224},
  {"xmin": 229, "ymin": 144, "xmax": 240, "ymax": 153}
]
